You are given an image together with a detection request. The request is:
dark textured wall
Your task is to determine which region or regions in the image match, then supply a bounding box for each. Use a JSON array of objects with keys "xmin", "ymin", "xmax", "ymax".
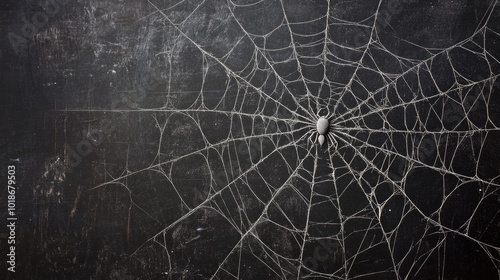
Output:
[{"xmin": 1, "ymin": 0, "xmax": 500, "ymax": 279}]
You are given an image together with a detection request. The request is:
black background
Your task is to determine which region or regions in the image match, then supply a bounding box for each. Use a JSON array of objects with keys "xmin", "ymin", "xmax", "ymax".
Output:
[{"xmin": 1, "ymin": 0, "xmax": 500, "ymax": 279}]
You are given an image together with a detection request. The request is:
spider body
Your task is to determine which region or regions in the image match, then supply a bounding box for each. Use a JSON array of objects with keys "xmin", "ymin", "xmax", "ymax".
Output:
[
  {"xmin": 316, "ymin": 117, "xmax": 329, "ymax": 135},
  {"xmin": 307, "ymin": 113, "xmax": 337, "ymax": 147},
  {"xmin": 316, "ymin": 117, "xmax": 329, "ymax": 146}
]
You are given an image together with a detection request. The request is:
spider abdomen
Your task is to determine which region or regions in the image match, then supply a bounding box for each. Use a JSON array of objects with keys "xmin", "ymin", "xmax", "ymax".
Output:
[
  {"xmin": 318, "ymin": 135, "xmax": 326, "ymax": 146},
  {"xmin": 316, "ymin": 117, "xmax": 329, "ymax": 135}
]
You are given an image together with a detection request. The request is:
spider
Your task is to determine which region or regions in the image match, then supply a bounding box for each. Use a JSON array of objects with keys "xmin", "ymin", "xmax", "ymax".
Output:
[{"xmin": 307, "ymin": 112, "xmax": 338, "ymax": 148}]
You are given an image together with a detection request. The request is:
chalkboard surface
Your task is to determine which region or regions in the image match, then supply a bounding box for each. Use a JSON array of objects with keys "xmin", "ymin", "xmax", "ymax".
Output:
[{"xmin": 1, "ymin": 0, "xmax": 500, "ymax": 279}]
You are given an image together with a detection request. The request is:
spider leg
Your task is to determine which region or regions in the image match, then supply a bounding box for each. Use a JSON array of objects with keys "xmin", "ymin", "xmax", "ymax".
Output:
[
  {"xmin": 325, "ymin": 107, "xmax": 332, "ymax": 120},
  {"xmin": 327, "ymin": 133, "xmax": 338, "ymax": 149},
  {"xmin": 315, "ymin": 111, "xmax": 321, "ymax": 120}
]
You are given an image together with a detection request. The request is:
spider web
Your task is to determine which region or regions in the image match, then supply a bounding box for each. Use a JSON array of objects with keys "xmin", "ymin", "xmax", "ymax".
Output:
[{"xmin": 57, "ymin": 0, "xmax": 500, "ymax": 278}]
